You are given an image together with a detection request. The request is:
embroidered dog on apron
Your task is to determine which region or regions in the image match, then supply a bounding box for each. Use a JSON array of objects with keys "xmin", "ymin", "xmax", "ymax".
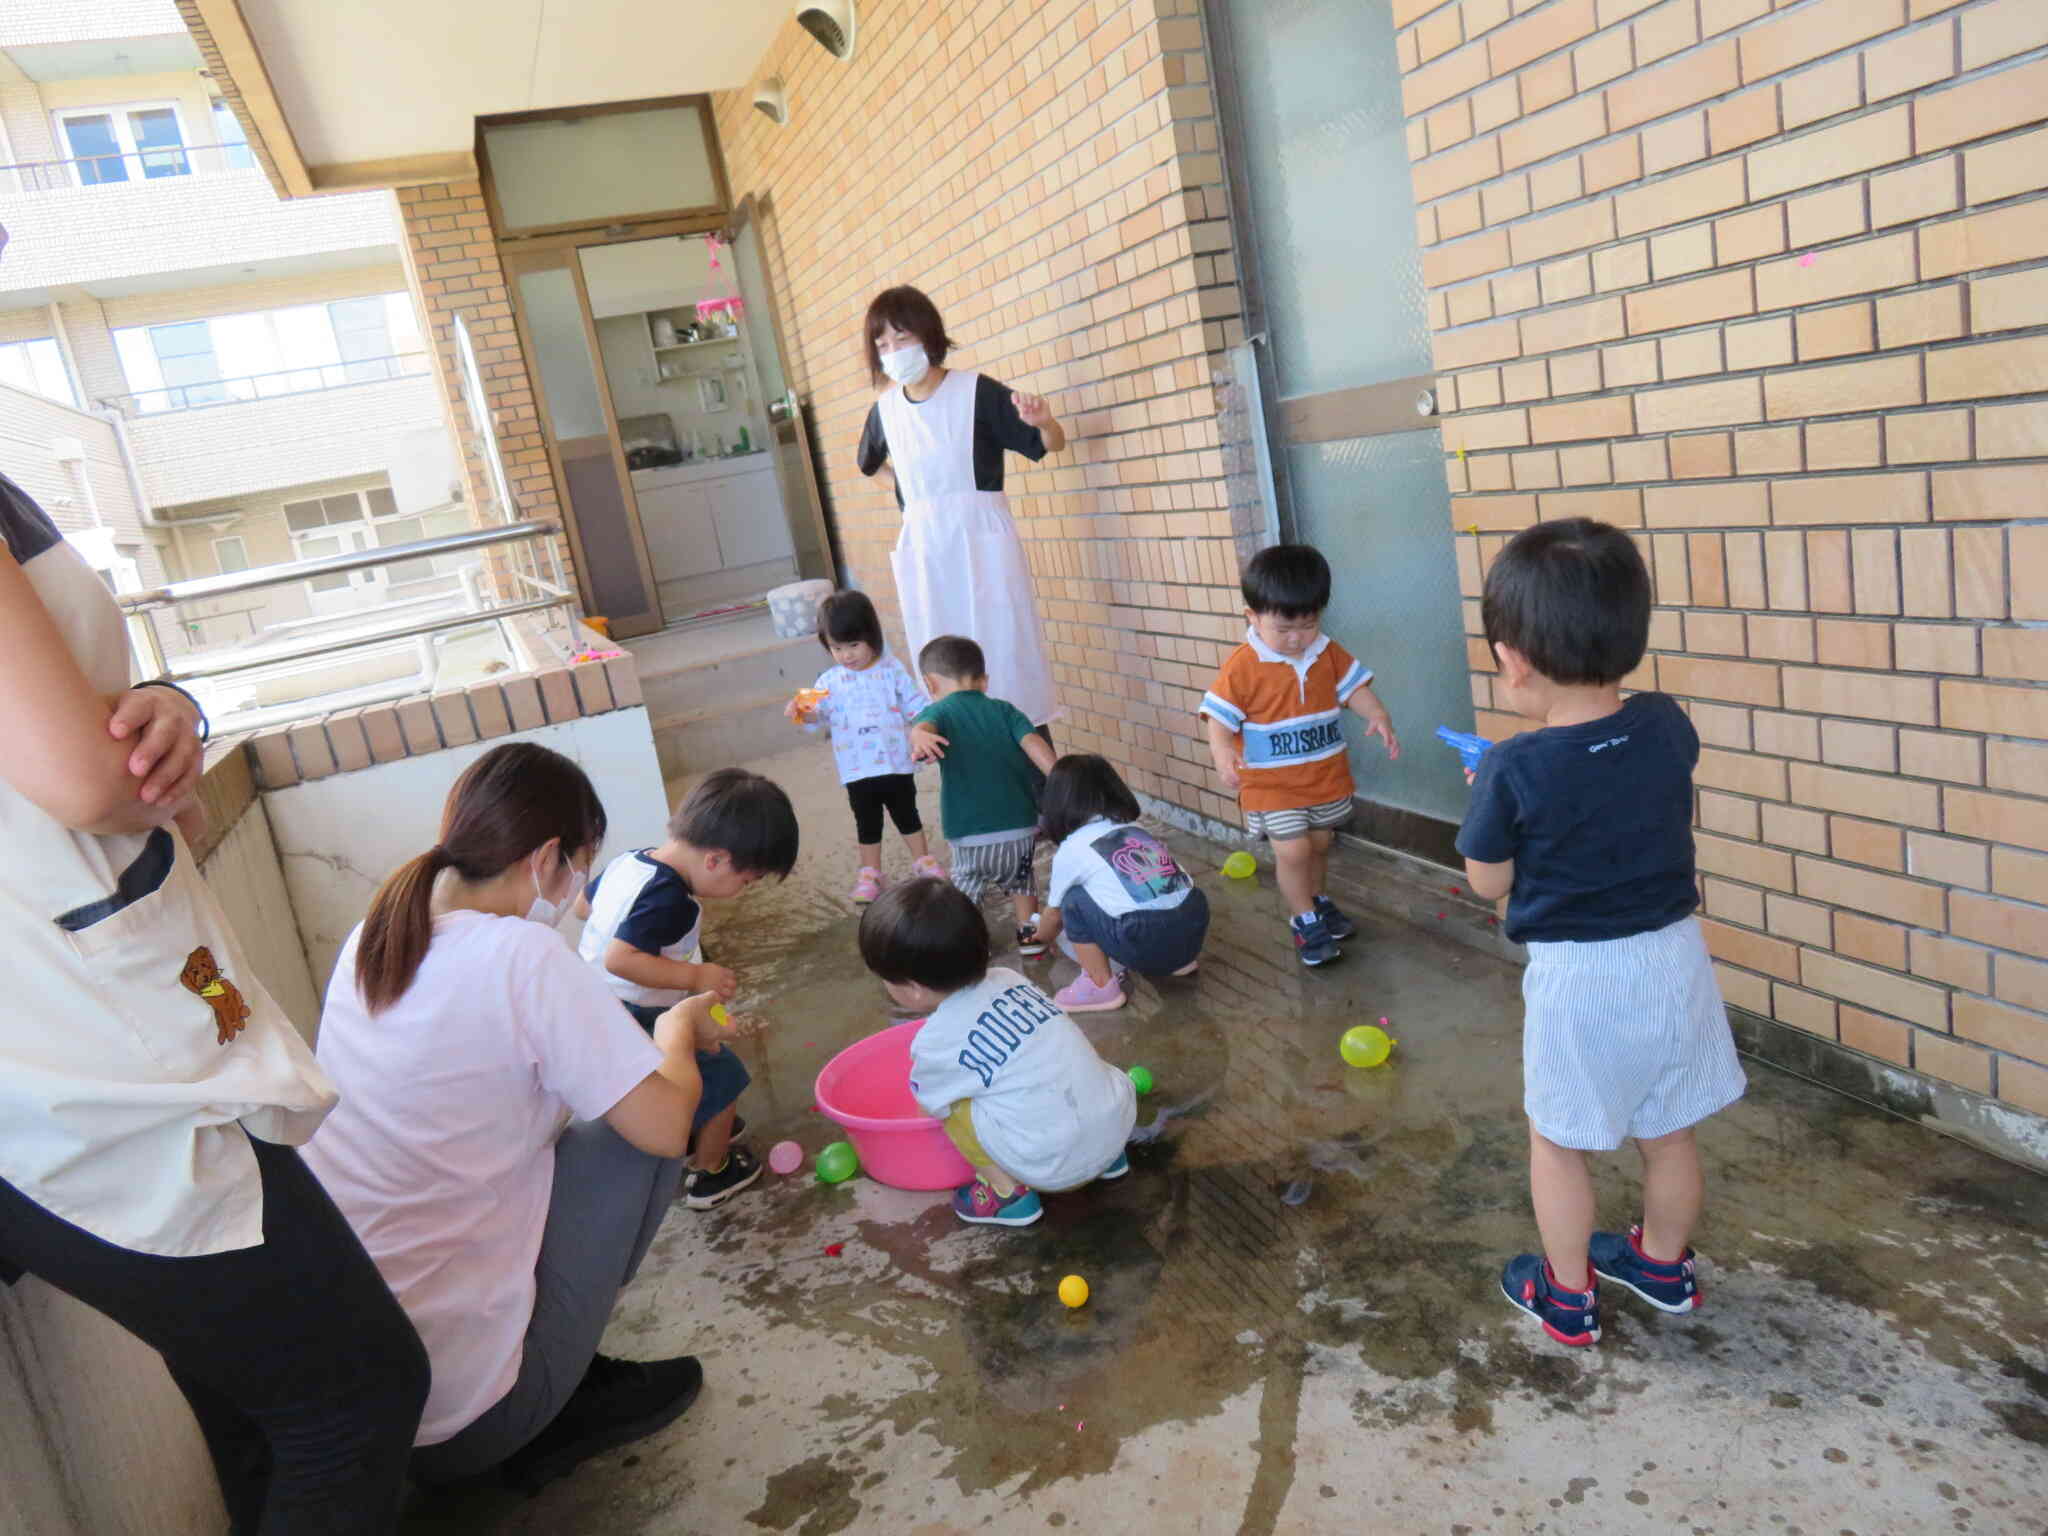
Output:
[{"xmin": 180, "ymin": 946, "xmax": 251, "ymax": 1045}]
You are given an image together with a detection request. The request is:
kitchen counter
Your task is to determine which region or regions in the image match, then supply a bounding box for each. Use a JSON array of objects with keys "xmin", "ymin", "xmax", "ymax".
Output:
[{"xmin": 630, "ymin": 452, "xmax": 772, "ymax": 490}]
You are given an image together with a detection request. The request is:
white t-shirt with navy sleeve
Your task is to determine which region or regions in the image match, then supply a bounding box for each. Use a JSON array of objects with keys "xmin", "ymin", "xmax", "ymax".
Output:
[
  {"xmin": 1047, "ymin": 818, "xmax": 1196, "ymax": 921},
  {"xmin": 577, "ymin": 851, "xmax": 703, "ymax": 1009},
  {"xmin": 803, "ymin": 655, "xmax": 928, "ymax": 784},
  {"xmin": 907, "ymin": 967, "xmax": 1135, "ymax": 1191},
  {"xmin": 303, "ymin": 912, "xmax": 663, "ymax": 1445}
]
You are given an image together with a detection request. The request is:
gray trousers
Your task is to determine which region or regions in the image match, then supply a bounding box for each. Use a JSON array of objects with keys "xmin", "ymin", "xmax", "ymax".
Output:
[{"xmin": 410, "ymin": 1118, "xmax": 684, "ymax": 1484}]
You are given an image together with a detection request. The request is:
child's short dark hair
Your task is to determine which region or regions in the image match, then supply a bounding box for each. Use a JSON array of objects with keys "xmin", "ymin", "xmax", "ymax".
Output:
[
  {"xmin": 1038, "ymin": 754, "xmax": 1142, "ymax": 844},
  {"xmin": 858, "ymin": 877, "xmax": 990, "ymax": 993},
  {"xmin": 1240, "ymin": 543, "xmax": 1331, "ymax": 619},
  {"xmin": 669, "ymin": 768, "xmax": 799, "ymax": 877},
  {"xmin": 816, "ymin": 588, "xmax": 884, "ymax": 655},
  {"xmin": 918, "ymin": 634, "xmax": 985, "ymax": 683},
  {"xmin": 1481, "ymin": 518, "xmax": 1650, "ymax": 686}
]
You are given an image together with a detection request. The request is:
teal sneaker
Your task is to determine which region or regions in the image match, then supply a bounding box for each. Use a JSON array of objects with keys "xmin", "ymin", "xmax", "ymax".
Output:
[{"xmin": 952, "ymin": 1179, "xmax": 1042, "ymax": 1227}]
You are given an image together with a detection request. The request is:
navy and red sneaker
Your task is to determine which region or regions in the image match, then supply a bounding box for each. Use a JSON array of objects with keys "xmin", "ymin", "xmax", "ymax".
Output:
[
  {"xmin": 1500, "ymin": 1253, "xmax": 1601, "ymax": 1346},
  {"xmin": 1591, "ymin": 1225, "xmax": 1702, "ymax": 1314},
  {"xmin": 1289, "ymin": 912, "xmax": 1341, "ymax": 967}
]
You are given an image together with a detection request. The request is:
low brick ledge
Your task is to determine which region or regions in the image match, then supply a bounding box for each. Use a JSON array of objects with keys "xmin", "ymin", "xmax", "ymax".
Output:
[{"xmin": 234, "ymin": 654, "xmax": 644, "ymax": 792}]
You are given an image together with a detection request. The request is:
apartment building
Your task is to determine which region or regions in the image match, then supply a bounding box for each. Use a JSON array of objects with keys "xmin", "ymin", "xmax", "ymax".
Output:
[{"xmin": 0, "ymin": 0, "xmax": 463, "ymax": 673}]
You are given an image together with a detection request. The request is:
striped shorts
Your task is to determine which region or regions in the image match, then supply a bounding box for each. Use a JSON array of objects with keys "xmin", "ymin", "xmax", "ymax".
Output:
[
  {"xmin": 1244, "ymin": 796, "xmax": 1353, "ymax": 842},
  {"xmin": 1522, "ymin": 915, "xmax": 1747, "ymax": 1151},
  {"xmin": 948, "ymin": 834, "xmax": 1036, "ymax": 902}
]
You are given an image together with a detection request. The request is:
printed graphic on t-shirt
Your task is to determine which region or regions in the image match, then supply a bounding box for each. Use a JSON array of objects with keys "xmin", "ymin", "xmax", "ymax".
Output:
[
  {"xmin": 1092, "ymin": 826, "xmax": 1190, "ymax": 904},
  {"xmin": 1240, "ymin": 708, "xmax": 1347, "ymax": 769},
  {"xmin": 912, "ymin": 979, "xmax": 1060, "ymax": 1092},
  {"xmin": 180, "ymin": 945, "xmax": 251, "ymax": 1045}
]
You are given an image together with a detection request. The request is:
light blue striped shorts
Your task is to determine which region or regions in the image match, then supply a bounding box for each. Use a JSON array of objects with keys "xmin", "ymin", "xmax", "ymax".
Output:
[{"xmin": 1521, "ymin": 915, "xmax": 1746, "ymax": 1151}]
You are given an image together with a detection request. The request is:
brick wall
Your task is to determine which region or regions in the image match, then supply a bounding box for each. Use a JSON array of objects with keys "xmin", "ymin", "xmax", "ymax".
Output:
[
  {"xmin": 1396, "ymin": 0, "xmax": 2048, "ymax": 1117},
  {"xmin": 710, "ymin": 0, "xmax": 1250, "ymax": 824},
  {"xmin": 393, "ymin": 180, "xmax": 566, "ymax": 566}
]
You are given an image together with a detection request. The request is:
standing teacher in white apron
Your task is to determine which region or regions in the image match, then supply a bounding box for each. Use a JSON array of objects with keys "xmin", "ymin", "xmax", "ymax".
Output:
[{"xmin": 856, "ymin": 286, "xmax": 1065, "ymax": 732}]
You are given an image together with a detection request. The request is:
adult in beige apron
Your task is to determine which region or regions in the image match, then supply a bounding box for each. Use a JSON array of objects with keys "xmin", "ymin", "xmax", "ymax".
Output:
[
  {"xmin": 858, "ymin": 294, "xmax": 1065, "ymax": 728},
  {"xmin": 0, "ymin": 471, "xmax": 425, "ymax": 1532}
]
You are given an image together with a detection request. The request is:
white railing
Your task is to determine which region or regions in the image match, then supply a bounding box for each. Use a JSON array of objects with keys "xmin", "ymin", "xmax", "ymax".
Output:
[
  {"xmin": 0, "ymin": 140, "xmax": 258, "ymax": 194},
  {"xmin": 106, "ymin": 352, "xmax": 432, "ymax": 417}
]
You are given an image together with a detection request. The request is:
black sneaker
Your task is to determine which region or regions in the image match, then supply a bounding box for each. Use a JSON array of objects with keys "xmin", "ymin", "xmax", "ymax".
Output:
[
  {"xmin": 500, "ymin": 1353, "xmax": 703, "ymax": 1495},
  {"xmin": 1016, "ymin": 921, "xmax": 1047, "ymax": 957},
  {"xmin": 682, "ymin": 1145, "xmax": 762, "ymax": 1209},
  {"xmin": 685, "ymin": 1115, "xmax": 745, "ymax": 1160},
  {"xmin": 1313, "ymin": 895, "xmax": 1358, "ymax": 942},
  {"xmin": 1290, "ymin": 912, "xmax": 1342, "ymax": 967}
]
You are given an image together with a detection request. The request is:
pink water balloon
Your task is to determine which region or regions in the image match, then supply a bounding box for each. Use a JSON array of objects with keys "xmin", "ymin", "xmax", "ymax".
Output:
[{"xmin": 769, "ymin": 1140, "xmax": 804, "ymax": 1176}]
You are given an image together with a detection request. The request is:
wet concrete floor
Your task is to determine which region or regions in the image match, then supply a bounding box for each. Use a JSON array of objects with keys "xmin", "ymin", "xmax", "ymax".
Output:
[{"xmin": 403, "ymin": 742, "xmax": 2048, "ymax": 1535}]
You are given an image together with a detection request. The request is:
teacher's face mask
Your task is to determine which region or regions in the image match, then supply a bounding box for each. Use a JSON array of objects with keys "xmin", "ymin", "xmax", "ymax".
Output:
[{"xmin": 880, "ymin": 342, "xmax": 929, "ymax": 386}]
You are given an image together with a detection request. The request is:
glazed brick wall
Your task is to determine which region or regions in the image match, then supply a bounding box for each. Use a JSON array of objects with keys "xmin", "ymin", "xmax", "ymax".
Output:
[
  {"xmin": 710, "ymin": 0, "xmax": 1250, "ymax": 826},
  {"xmin": 392, "ymin": 181, "xmax": 565, "ymax": 552},
  {"xmin": 1397, "ymin": 0, "xmax": 2048, "ymax": 1118}
]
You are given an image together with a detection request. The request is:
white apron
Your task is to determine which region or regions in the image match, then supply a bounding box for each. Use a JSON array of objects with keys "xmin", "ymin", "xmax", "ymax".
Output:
[
  {"xmin": 879, "ymin": 371, "xmax": 1059, "ymax": 726},
  {"xmin": 1, "ymin": 536, "xmax": 335, "ymax": 1256}
]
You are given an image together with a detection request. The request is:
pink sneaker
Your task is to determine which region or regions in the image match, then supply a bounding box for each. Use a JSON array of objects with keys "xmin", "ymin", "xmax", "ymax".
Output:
[
  {"xmin": 849, "ymin": 866, "xmax": 885, "ymax": 903},
  {"xmin": 911, "ymin": 855, "xmax": 947, "ymax": 882},
  {"xmin": 1054, "ymin": 971, "xmax": 1126, "ymax": 1012}
]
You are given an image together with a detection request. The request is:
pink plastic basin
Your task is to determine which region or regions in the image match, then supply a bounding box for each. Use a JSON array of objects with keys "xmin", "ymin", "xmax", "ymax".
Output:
[{"xmin": 814, "ymin": 1019, "xmax": 974, "ymax": 1191}]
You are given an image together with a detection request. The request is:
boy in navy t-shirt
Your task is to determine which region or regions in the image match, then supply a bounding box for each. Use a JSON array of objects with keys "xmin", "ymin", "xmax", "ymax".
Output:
[
  {"xmin": 577, "ymin": 768, "xmax": 798, "ymax": 1209},
  {"xmin": 1457, "ymin": 518, "xmax": 1746, "ymax": 1347}
]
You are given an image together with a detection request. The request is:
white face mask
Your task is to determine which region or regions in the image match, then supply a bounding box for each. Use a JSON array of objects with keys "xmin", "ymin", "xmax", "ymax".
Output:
[
  {"xmin": 525, "ymin": 851, "xmax": 578, "ymax": 928},
  {"xmin": 880, "ymin": 342, "xmax": 929, "ymax": 386}
]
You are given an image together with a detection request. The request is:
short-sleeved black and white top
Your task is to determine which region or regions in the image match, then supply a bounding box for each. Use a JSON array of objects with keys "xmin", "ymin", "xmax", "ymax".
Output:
[{"xmin": 857, "ymin": 373, "xmax": 1046, "ymax": 508}]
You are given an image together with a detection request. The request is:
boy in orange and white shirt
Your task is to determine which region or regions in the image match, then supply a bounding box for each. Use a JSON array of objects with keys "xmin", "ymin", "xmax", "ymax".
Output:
[{"xmin": 1200, "ymin": 544, "xmax": 1399, "ymax": 967}]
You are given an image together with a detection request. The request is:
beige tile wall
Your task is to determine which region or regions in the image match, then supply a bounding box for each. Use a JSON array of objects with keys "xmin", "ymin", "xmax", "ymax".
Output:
[
  {"xmin": 709, "ymin": 0, "xmax": 1251, "ymax": 825},
  {"xmin": 1397, "ymin": 0, "xmax": 2048, "ymax": 1115}
]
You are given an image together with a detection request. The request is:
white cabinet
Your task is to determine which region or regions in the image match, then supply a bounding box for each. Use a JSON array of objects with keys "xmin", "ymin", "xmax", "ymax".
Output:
[
  {"xmin": 711, "ymin": 463, "xmax": 791, "ymax": 567},
  {"xmin": 632, "ymin": 455, "xmax": 792, "ymax": 584}
]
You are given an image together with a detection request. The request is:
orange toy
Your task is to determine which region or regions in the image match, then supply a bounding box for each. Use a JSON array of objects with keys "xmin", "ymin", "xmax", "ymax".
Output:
[{"xmin": 793, "ymin": 687, "xmax": 830, "ymax": 717}]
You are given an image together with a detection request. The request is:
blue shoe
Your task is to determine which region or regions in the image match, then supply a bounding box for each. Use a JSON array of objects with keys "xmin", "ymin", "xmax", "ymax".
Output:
[
  {"xmin": 1591, "ymin": 1225, "xmax": 1702, "ymax": 1314},
  {"xmin": 1290, "ymin": 912, "xmax": 1341, "ymax": 967},
  {"xmin": 1097, "ymin": 1152, "xmax": 1129, "ymax": 1182},
  {"xmin": 952, "ymin": 1179, "xmax": 1042, "ymax": 1227},
  {"xmin": 1500, "ymin": 1253, "xmax": 1600, "ymax": 1346},
  {"xmin": 1313, "ymin": 895, "xmax": 1357, "ymax": 942}
]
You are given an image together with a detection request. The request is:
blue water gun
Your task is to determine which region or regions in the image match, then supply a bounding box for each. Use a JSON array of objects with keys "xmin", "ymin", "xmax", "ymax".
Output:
[{"xmin": 1435, "ymin": 726, "xmax": 1493, "ymax": 774}]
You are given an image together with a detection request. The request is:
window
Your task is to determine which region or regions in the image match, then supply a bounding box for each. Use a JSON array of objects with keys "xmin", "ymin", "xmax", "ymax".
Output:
[
  {"xmin": 329, "ymin": 297, "xmax": 396, "ymax": 383},
  {"xmin": 0, "ymin": 339, "xmax": 75, "ymax": 406},
  {"xmin": 283, "ymin": 486, "xmax": 437, "ymax": 596},
  {"xmin": 112, "ymin": 293, "xmax": 418, "ymax": 412},
  {"xmin": 56, "ymin": 105, "xmax": 190, "ymax": 186},
  {"xmin": 211, "ymin": 100, "xmax": 256, "ymax": 172},
  {"xmin": 212, "ymin": 536, "xmax": 249, "ymax": 575},
  {"xmin": 148, "ymin": 321, "xmax": 225, "ymax": 408}
]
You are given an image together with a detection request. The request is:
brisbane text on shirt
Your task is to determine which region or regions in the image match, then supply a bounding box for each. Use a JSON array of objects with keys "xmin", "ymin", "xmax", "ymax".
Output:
[
  {"xmin": 1250, "ymin": 717, "xmax": 1345, "ymax": 762},
  {"xmin": 953, "ymin": 981, "xmax": 1060, "ymax": 1088}
]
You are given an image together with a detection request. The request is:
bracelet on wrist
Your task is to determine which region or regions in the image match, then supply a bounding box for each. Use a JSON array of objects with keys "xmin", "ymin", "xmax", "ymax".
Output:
[{"xmin": 134, "ymin": 678, "xmax": 211, "ymax": 743}]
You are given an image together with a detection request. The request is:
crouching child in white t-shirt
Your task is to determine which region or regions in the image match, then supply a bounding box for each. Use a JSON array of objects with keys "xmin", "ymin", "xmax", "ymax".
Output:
[
  {"xmin": 859, "ymin": 878, "xmax": 1136, "ymax": 1227},
  {"xmin": 1030, "ymin": 754, "xmax": 1210, "ymax": 1015}
]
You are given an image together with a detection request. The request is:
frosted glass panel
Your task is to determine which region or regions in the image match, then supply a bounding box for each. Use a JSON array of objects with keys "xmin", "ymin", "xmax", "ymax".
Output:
[
  {"xmin": 484, "ymin": 105, "xmax": 720, "ymax": 232},
  {"xmin": 516, "ymin": 268, "xmax": 606, "ymax": 440},
  {"xmin": 1217, "ymin": 0, "xmax": 1430, "ymax": 398},
  {"xmin": 1286, "ymin": 430, "xmax": 1474, "ymax": 824}
]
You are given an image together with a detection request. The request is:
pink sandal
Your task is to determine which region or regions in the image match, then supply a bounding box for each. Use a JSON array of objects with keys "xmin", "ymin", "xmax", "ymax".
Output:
[{"xmin": 849, "ymin": 866, "xmax": 886, "ymax": 903}]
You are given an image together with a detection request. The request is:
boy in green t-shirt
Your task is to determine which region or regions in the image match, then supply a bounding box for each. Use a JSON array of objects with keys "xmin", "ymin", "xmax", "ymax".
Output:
[{"xmin": 909, "ymin": 635, "xmax": 1059, "ymax": 954}]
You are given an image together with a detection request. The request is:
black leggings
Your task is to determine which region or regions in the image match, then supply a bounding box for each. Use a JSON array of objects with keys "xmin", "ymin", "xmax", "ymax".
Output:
[
  {"xmin": 846, "ymin": 773, "xmax": 923, "ymax": 844},
  {"xmin": 0, "ymin": 1134, "xmax": 427, "ymax": 1535}
]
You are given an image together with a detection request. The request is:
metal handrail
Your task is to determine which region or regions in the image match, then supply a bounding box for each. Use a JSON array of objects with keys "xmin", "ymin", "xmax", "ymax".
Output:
[
  {"xmin": 0, "ymin": 140, "xmax": 259, "ymax": 193},
  {"xmin": 117, "ymin": 518, "xmax": 565, "ymax": 611},
  {"xmin": 160, "ymin": 597, "xmax": 568, "ymax": 684},
  {"xmin": 108, "ymin": 352, "xmax": 432, "ymax": 416}
]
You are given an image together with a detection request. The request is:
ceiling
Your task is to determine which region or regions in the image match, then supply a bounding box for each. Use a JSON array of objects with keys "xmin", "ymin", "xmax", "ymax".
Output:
[
  {"xmin": 239, "ymin": 0, "xmax": 788, "ymax": 170},
  {"xmin": 5, "ymin": 35, "xmax": 202, "ymax": 82}
]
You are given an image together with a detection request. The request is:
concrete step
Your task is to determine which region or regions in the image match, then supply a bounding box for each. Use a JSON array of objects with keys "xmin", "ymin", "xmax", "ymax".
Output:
[
  {"xmin": 1326, "ymin": 830, "xmax": 1525, "ymax": 967},
  {"xmin": 627, "ymin": 617, "xmax": 818, "ymax": 723},
  {"xmin": 651, "ymin": 687, "xmax": 808, "ymax": 781}
]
